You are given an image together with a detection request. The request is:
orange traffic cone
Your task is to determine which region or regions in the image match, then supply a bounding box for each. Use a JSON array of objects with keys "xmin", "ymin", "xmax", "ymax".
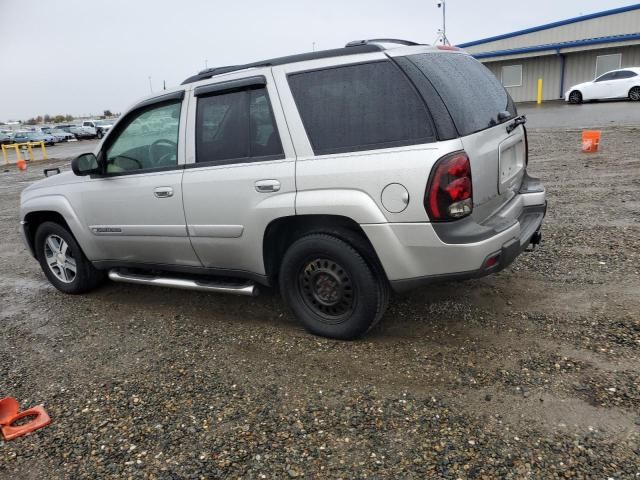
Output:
[
  {"xmin": 16, "ymin": 157, "xmax": 27, "ymax": 171},
  {"xmin": 0, "ymin": 397, "xmax": 51, "ymax": 441}
]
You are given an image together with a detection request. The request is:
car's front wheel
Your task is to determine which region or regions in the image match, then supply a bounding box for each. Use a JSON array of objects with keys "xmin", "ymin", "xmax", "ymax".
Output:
[
  {"xmin": 35, "ymin": 221, "xmax": 105, "ymax": 294},
  {"xmin": 568, "ymin": 90, "xmax": 582, "ymax": 104},
  {"xmin": 97, "ymin": 130, "xmax": 103, "ymax": 139},
  {"xmin": 279, "ymin": 234, "xmax": 389, "ymax": 340},
  {"xmin": 629, "ymin": 87, "xmax": 640, "ymax": 101}
]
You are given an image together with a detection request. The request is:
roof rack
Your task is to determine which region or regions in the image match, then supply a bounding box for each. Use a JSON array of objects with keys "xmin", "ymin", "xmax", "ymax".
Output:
[
  {"xmin": 181, "ymin": 44, "xmax": 384, "ymax": 85},
  {"xmin": 345, "ymin": 38, "xmax": 421, "ymax": 47}
]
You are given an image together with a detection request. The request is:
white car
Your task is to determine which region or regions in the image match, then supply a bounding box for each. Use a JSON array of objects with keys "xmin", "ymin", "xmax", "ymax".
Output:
[{"xmin": 565, "ymin": 67, "xmax": 640, "ymax": 104}]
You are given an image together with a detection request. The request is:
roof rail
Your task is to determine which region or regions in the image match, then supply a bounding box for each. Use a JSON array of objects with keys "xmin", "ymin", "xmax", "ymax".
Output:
[
  {"xmin": 181, "ymin": 44, "xmax": 383, "ymax": 85},
  {"xmin": 345, "ymin": 38, "xmax": 421, "ymax": 47}
]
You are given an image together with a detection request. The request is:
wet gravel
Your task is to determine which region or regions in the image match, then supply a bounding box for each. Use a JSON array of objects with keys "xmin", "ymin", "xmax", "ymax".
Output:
[{"xmin": 0, "ymin": 127, "xmax": 639, "ymax": 478}]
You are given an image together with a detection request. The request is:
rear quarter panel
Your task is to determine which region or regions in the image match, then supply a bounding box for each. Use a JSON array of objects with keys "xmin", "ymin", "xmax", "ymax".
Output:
[{"xmin": 272, "ymin": 58, "xmax": 464, "ymax": 224}]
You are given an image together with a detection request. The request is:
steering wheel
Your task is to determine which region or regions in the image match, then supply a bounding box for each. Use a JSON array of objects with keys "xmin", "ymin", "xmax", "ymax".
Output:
[
  {"xmin": 107, "ymin": 155, "xmax": 143, "ymax": 172},
  {"xmin": 150, "ymin": 139, "xmax": 178, "ymax": 167}
]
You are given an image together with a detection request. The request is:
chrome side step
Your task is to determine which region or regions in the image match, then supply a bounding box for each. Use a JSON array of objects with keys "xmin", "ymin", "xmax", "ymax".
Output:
[{"xmin": 108, "ymin": 269, "xmax": 258, "ymax": 296}]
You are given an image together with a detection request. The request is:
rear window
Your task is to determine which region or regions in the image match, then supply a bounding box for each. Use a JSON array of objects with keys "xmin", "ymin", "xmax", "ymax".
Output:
[
  {"xmin": 405, "ymin": 53, "xmax": 516, "ymax": 136},
  {"xmin": 288, "ymin": 61, "xmax": 435, "ymax": 155}
]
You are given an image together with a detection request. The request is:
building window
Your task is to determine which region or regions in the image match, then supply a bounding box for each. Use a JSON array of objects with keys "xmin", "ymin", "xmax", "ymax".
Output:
[
  {"xmin": 595, "ymin": 54, "xmax": 621, "ymax": 78},
  {"xmin": 501, "ymin": 65, "xmax": 522, "ymax": 87}
]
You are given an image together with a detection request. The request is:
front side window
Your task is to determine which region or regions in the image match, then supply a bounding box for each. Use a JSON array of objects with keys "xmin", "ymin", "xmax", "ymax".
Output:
[
  {"xmin": 287, "ymin": 61, "xmax": 434, "ymax": 155},
  {"xmin": 595, "ymin": 72, "xmax": 617, "ymax": 82},
  {"xmin": 195, "ymin": 87, "xmax": 283, "ymax": 164},
  {"xmin": 105, "ymin": 101, "xmax": 181, "ymax": 173}
]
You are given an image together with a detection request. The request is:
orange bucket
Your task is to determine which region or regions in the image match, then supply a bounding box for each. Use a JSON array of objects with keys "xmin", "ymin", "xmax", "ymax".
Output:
[{"xmin": 582, "ymin": 130, "xmax": 601, "ymax": 153}]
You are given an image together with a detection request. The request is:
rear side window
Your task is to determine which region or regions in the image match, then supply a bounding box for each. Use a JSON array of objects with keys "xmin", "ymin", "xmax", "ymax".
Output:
[
  {"xmin": 196, "ymin": 87, "xmax": 284, "ymax": 165},
  {"xmin": 615, "ymin": 70, "xmax": 637, "ymax": 79},
  {"xmin": 405, "ymin": 53, "xmax": 516, "ymax": 136},
  {"xmin": 288, "ymin": 61, "xmax": 435, "ymax": 155}
]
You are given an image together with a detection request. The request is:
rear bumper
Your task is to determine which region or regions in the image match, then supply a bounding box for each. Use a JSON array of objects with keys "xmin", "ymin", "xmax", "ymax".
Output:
[
  {"xmin": 361, "ymin": 179, "xmax": 546, "ymax": 292},
  {"xmin": 388, "ymin": 203, "xmax": 545, "ymax": 292}
]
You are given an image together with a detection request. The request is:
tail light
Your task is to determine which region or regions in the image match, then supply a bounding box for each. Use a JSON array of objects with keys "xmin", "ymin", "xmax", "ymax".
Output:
[{"xmin": 425, "ymin": 151, "xmax": 473, "ymax": 221}]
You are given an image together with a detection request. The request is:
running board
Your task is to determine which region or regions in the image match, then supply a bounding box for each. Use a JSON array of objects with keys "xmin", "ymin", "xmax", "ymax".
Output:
[{"xmin": 108, "ymin": 269, "xmax": 258, "ymax": 296}]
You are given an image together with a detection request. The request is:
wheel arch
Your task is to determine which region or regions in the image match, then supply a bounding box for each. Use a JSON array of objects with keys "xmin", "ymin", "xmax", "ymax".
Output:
[
  {"xmin": 262, "ymin": 214, "xmax": 388, "ymax": 286},
  {"xmin": 23, "ymin": 211, "xmax": 74, "ymax": 258}
]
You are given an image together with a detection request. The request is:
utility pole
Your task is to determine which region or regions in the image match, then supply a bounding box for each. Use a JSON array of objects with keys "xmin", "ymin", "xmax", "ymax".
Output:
[
  {"xmin": 435, "ymin": 1, "xmax": 450, "ymax": 45},
  {"xmin": 148, "ymin": 75, "xmax": 153, "ymax": 93},
  {"xmin": 312, "ymin": 42, "xmax": 316, "ymax": 52}
]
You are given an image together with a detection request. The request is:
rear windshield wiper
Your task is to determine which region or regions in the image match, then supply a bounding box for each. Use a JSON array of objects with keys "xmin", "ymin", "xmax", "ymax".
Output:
[{"xmin": 506, "ymin": 115, "xmax": 527, "ymax": 134}]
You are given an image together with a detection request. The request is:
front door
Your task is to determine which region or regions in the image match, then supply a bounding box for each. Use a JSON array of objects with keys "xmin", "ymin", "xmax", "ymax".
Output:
[
  {"xmin": 69, "ymin": 94, "xmax": 201, "ymax": 266},
  {"xmin": 181, "ymin": 71, "xmax": 296, "ymax": 277}
]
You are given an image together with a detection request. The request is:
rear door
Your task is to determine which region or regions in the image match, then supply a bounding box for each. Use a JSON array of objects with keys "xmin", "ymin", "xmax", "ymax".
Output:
[
  {"xmin": 613, "ymin": 70, "xmax": 638, "ymax": 97},
  {"xmin": 181, "ymin": 70, "xmax": 296, "ymax": 277},
  {"xmin": 398, "ymin": 51, "xmax": 525, "ymax": 222}
]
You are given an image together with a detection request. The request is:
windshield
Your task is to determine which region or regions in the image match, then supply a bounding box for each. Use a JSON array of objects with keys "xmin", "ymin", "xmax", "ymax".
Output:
[{"xmin": 404, "ymin": 53, "xmax": 516, "ymax": 136}]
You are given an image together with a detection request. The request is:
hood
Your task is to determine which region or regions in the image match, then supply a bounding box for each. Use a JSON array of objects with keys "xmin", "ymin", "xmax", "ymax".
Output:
[
  {"xmin": 569, "ymin": 81, "xmax": 592, "ymax": 92},
  {"xmin": 21, "ymin": 170, "xmax": 82, "ymax": 195}
]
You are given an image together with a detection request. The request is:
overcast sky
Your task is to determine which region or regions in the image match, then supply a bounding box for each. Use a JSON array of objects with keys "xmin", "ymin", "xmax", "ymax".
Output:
[{"xmin": 0, "ymin": 0, "xmax": 636, "ymax": 120}]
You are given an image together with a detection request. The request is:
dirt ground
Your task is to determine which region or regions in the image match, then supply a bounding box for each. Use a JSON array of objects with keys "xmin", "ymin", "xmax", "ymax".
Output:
[{"xmin": 0, "ymin": 127, "xmax": 638, "ymax": 479}]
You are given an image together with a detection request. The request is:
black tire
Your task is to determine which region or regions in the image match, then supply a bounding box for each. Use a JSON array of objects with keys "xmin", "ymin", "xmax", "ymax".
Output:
[
  {"xmin": 35, "ymin": 221, "xmax": 105, "ymax": 294},
  {"xmin": 97, "ymin": 130, "xmax": 103, "ymax": 139},
  {"xmin": 568, "ymin": 90, "xmax": 582, "ymax": 104},
  {"xmin": 279, "ymin": 234, "xmax": 389, "ymax": 340},
  {"xmin": 629, "ymin": 87, "xmax": 640, "ymax": 101}
]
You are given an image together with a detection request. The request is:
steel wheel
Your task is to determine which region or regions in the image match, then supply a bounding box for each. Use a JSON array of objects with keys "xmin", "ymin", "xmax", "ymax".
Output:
[
  {"xmin": 298, "ymin": 258, "xmax": 355, "ymax": 324},
  {"xmin": 629, "ymin": 87, "xmax": 640, "ymax": 101},
  {"xmin": 43, "ymin": 234, "xmax": 77, "ymax": 284}
]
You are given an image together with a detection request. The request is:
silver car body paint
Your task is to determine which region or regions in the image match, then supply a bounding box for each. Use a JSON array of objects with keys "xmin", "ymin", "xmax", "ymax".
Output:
[{"xmin": 20, "ymin": 46, "xmax": 545, "ymax": 285}]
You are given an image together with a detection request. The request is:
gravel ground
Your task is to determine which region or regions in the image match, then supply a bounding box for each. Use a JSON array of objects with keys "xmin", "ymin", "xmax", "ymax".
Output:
[{"xmin": 0, "ymin": 127, "xmax": 638, "ymax": 479}]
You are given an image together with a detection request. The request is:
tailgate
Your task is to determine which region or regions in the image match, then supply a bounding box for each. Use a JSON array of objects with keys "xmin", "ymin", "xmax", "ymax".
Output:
[{"xmin": 461, "ymin": 123, "xmax": 526, "ymax": 223}]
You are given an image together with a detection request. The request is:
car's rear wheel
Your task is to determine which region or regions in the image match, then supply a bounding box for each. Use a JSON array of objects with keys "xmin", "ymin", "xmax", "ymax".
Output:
[
  {"xmin": 279, "ymin": 234, "xmax": 389, "ymax": 340},
  {"xmin": 568, "ymin": 90, "xmax": 582, "ymax": 104},
  {"xmin": 629, "ymin": 87, "xmax": 640, "ymax": 101},
  {"xmin": 35, "ymin": 221, "xmax": 105, "ymax": 294},
  {"xmin": 97, "ymin": 130, "xmax": 103, "ymax": 139}
]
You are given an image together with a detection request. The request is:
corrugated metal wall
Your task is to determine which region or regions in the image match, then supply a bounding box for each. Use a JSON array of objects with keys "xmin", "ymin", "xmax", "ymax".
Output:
[
  {"xmin": 463, "ymin": 8, "xmax": 640, "ymax": 54},
  {"xmin": 484, "ymin": 56, "xmax": 562, "ymax": 102},
  {"xmin": 483, "ymin": 44, "xmax": 640, "ymax": 102},
  {"xmin": 563, "ymin": 44, "xmax": 640, "ymax": 87}
]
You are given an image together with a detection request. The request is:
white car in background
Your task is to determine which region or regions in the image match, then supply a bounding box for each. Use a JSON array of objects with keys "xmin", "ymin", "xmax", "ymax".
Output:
[{"xmin": 566, "ymin": 67, "xmax": 640, "ymax": 104}]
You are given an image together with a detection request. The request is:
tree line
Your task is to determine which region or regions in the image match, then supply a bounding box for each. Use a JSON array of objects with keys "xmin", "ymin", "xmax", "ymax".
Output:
[{"xmin": 21, "ymin": 110, "xmax": 114, "ymax": 125}]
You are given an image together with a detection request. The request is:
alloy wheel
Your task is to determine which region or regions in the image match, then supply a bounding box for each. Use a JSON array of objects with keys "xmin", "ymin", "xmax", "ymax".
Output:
[{"xmin": 44, "ymin": 234, "xmax": 77, "ymax": 283}]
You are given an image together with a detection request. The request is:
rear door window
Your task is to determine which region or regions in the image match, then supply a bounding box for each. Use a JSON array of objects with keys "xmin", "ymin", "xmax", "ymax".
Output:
[
  {"xmin": 404, "ymin": 53, "xmax": 516, "ymax": 136},
  {"xmin": 287, "ymin": 61, "xmax": 435, "ymax": 155},
  {"xmin": 196, "ymin": 87, "xmax": 284, "ymax": 164}
]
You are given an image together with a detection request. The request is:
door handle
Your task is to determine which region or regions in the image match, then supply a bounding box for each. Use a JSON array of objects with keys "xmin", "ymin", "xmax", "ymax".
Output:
[
  {"xmin": 254, "ymin": 179, "xmax": 281, "ymax": 193},
  {"xmin": 154, "ymin": 187, "xmax": 174, "ymax": 198}
]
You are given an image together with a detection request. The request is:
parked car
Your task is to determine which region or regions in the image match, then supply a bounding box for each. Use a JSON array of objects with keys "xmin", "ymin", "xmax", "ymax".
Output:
[
  {"xmin": 13, "ymin": 131, "xmax": 55, "ymax": 146},
  {"xmin": 0, "ymin": 132, "xmax": 12, "ymax": 145},
  {"xmin": 83, "ymin": 119, "xmax": 116, "ymax": 139},
  {"xmin": 42, "ymin": 128, "xmax": 76, "ymax": 142},
  {"xmin": 70, "ymin": 125, "xmax": 96, "ymax": 139},
  {"xmin": 19, "ymin": 39, "xmax": 546, "ymax": 339},
  {"xmin": 565, "ymin": 67, "xmax": 640, "ymax": 103}
]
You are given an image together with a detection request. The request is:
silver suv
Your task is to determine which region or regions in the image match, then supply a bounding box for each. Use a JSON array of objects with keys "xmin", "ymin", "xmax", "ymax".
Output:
[{"xmin": 19, "ymin": 39, "xmax": 545, "ymax": 339}]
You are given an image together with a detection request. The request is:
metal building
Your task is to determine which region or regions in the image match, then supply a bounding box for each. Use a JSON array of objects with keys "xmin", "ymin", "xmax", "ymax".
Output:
[{"xmin": 458, "ymin": 4, "xmax": 640, "ymax": 102}]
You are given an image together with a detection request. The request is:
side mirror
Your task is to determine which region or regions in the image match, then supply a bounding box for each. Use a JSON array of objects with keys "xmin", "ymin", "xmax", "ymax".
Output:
[{"xmin": 71, "ymin": 153, "xmax": 100, "ymax": 176}]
